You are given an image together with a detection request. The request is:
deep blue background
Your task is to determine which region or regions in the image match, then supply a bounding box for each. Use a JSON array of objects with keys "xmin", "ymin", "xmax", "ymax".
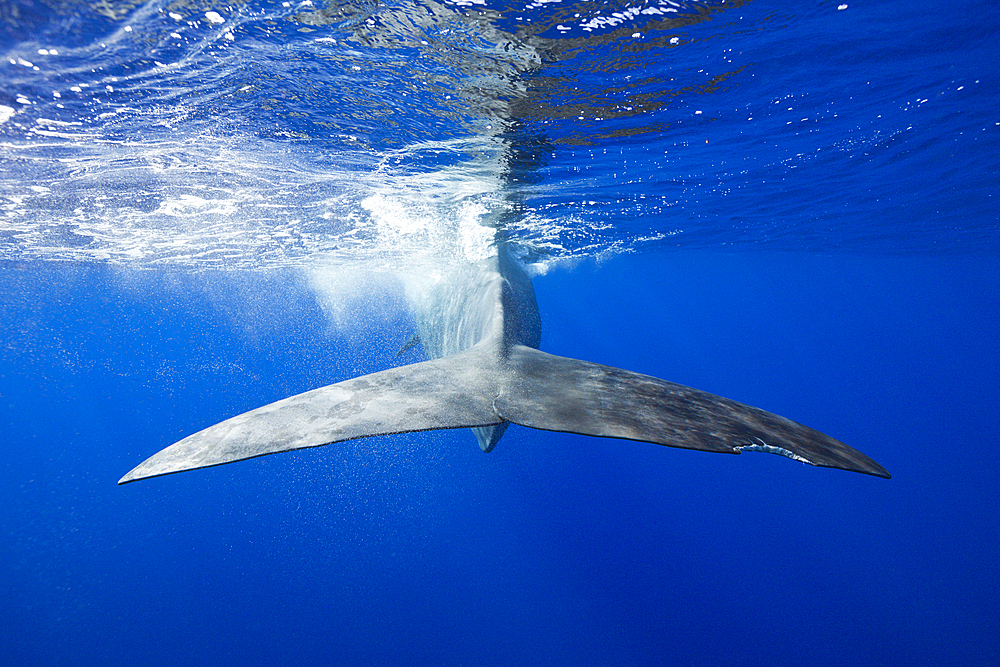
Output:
[{"xmin": 3, "ymin": 251, "xmax": 998, "ymax": 666}]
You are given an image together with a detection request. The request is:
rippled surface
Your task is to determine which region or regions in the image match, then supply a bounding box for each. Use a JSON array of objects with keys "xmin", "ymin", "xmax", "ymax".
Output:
[{"xmin": 1, "ymin": 0, "xmax": 998, "ymax": 267}]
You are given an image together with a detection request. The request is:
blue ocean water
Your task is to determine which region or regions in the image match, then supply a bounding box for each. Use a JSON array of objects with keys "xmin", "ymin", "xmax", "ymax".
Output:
[{"xmin": 2, "ymin": 0, "xmax": 998, "ymax": 665}]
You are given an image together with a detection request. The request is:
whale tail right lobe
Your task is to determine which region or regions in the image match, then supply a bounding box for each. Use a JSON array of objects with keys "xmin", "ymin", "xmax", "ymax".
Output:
[{"xmin": 497, "ymin": 345, "xmax": 891, "ymax": 478}]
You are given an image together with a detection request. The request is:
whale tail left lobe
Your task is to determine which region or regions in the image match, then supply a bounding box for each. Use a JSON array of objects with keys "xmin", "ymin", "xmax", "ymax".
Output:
[{"xmin": 118, "ymin": 347, "xmax": 503, "ymax": 483}]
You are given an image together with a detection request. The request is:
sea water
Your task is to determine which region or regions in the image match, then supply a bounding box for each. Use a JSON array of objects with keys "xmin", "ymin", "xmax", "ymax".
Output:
[{"xmin": 2, "ymin": 1, "xmax": 998, "ymax": 665}]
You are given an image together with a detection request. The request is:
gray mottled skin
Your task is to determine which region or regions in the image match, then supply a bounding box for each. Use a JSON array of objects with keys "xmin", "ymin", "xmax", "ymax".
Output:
[{"xmin": 119, "ymin": 243, "xmax": 889, "ymax": 484}]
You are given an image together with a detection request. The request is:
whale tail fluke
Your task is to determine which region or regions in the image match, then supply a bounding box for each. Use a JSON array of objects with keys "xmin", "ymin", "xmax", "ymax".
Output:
[{"xmin": 119, "ymin": 345, "xmax": 889, "ymax": 484}]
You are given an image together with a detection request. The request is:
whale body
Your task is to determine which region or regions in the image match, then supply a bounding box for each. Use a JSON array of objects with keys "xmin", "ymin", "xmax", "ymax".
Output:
[{"xmin": 119, "ymin": 243, "xmax": 890, "ymax": 484}]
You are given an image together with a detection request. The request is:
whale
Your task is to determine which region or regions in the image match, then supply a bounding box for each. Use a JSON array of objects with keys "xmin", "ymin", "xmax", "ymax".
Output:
[{"xmin": 119, "ymin": 237, "xmax": 890, "ymax": 483}]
